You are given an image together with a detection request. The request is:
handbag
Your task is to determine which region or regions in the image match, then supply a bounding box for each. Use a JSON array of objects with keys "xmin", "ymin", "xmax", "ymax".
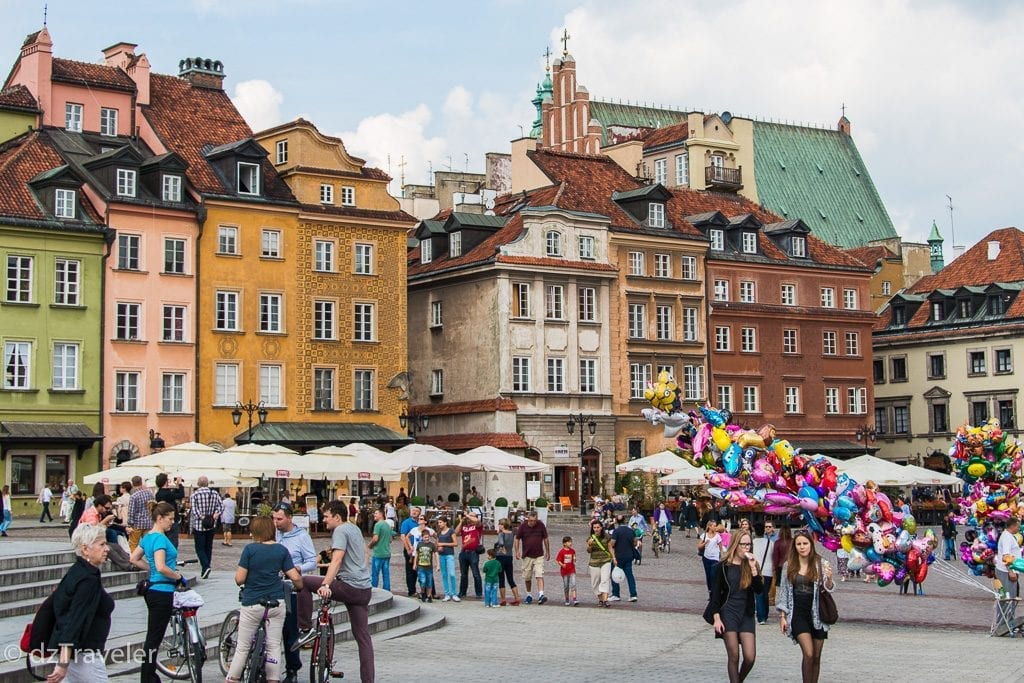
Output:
[
  {"xmin": 475, "ymin": 544, "xmax": 486, "ymax": 555},
  {"xmin": 818, "ymin": 562, "xmax": 839, "ymax": 625}
]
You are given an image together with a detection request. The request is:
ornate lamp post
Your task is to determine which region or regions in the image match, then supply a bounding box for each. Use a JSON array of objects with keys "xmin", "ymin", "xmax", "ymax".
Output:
[
  {"xmin": 399, "ymin": 408, "xmax": 429, "ymax": 440},
  {"xmin": 855, "ymin": 424, "xmax": 877, "ymax": 457},
  {"xmin": 566, "ymin": 413, "xmax": 597, "ymax": 516},
  {"xmin": 232, "ymin": 400, "xmax": 268, "ymax": 442}
]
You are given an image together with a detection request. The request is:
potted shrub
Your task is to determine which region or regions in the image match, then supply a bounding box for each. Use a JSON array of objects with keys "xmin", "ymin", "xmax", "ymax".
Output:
[
  {"xmin": 534, "ymin": 496, "xmax": 549, "ymax": 524},
  {"xmin": 468, "ymin": 496, "xmax": 483, "ymax": 507},
  {"xmin": 494, "ymin": 496, "xmax": 509, "ymax": 523},
  {"xmin": 410, "ymin": 495, "xmax": 426, "ymax": 507}
]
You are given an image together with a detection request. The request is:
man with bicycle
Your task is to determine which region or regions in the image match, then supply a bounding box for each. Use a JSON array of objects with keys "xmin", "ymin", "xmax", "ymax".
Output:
[
  {"xmin": 295, "ymin": 500, "xmax": 375, "ymax": 683},
  {"xmin": 273, "ymin": 502, "xmax": 318, "ymax": 683}
]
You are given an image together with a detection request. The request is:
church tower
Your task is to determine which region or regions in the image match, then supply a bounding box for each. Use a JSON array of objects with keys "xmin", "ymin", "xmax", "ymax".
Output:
[
  {"xmin": 538, "ymin": 31, "xmax": 602, "ymax": 154},
  {"xmin": 928, "ymin": 220, "xmax": 944, "ymax": 273}
]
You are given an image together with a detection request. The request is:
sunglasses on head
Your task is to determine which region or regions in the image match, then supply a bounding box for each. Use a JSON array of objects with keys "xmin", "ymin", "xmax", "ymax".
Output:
[{"xmin": 272, "ymin": 503, "xmax": 292, "ymax": 513}]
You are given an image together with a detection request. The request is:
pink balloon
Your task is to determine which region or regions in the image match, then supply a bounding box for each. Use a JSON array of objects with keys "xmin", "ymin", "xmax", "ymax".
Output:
[{"xmin": 820, "ymin": 535, "xmax": 841, "ymax": 552}]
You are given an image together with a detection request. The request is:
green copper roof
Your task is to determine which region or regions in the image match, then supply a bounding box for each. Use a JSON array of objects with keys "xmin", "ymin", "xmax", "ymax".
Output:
[
  {"xmin": 752, "ymin": 121, "xmax": 896, "ymax": 248},
  {"xmin": 928, "ymin": 220, "xmax": 943, "ymax": 242},
  {"xmin": 589, "ymin": 101, "xmax": 688, "ymax": 143}
]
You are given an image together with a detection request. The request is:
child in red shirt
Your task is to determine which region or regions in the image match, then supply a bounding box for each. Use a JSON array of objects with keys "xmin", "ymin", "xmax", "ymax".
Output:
[{"xmin": 556, "ymin": 535, "xmax": 578, "ymax": 606}]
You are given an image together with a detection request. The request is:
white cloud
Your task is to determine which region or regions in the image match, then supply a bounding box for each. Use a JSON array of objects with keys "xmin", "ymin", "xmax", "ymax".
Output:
[
  {"xmin": 443, "ymin": 86, "xmax": 474, "ymax": 118},
  {"xmin": 231, "ymin": 79, "xmax": 284, "ymax": 132}
]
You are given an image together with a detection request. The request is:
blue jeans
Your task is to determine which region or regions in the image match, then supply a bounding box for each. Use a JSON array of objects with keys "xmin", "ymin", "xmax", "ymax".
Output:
[
  {"xmin": 283, "ymin": 591, "xmax": 301, "ymax": 672},
  {"xmin": 417, "ymin": 567, "xmax": 434, "ymax": 593},
  {"xmin": 371, "ymin": 556, "xmax": 391, "ymax": 591},
  {"xmin": 703, "ymin": 556, "xmax": 720, "ymax": 593},
  {"xmin": 0, "ymin": 510, "xmax": 11, "ymax": 533},
  {"xmin": 484, "ymin": 581, "xmax": 499, "ymax": 606},
  {"xmin": 944, "ymin": 537, "xmax": 956, "ymax": 561},
  {"xmin": 439, "ymin": 554, "xmax": 457, "ymax": 596},
  {"xmin": 754, "ymin": 575, "xmax": 771, "ymax": 622},
  {"xmin": 610, "ymin": 558, "xmax": 637, "ymax": 598}
]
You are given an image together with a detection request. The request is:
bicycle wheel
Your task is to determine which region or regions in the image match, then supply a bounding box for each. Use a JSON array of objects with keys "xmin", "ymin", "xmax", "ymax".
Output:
[
  {"xmin": 182, "ymin": 629, "xmax": 204, "ymax": 683},
  {"xmin": 154, "ymin": 616, "xmax": 193, "ymax": 680},
  {"xmin": 309, "ymin": 622, "xmax": 336, "ymax": 683},
  {"xmin": 218, "ymin": 609, "xmax": 240, "ymax": 676},
  {"xmin": 243, "ymin": 627, "xmax": 266, "ymax": 683},
  {"xmin": 665, "ymin": 537, "xmax": 671, "ymax": 554}
]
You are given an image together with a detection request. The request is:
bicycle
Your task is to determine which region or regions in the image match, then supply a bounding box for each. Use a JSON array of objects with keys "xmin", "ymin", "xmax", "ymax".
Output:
[
  {"xmin": 309, "ymin": 593, "xmax": 344, "ymax": 682},
  {"xmin": 659, "ymin": 527, "xmax": 672, "ymax": 554},
  {"xmin": 154, "ymin": 560, "xmax": 205, "ymax": 683},
  {"xmin": 218, "ymin": 597, "xmax": 281, "ymax": 683}
]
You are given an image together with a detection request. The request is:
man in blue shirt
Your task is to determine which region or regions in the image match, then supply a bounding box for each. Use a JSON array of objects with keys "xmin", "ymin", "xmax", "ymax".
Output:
[
  {"xmin": 273, "ymin": 502, "xmax": 318, "ymax": 683},
  {"xmin": 609, "ymin": 515, "xmax": 638, "ymax": 601},
  {"xmin": 400, "ymin": 505, "xmax": 421, "ymax": 596}
]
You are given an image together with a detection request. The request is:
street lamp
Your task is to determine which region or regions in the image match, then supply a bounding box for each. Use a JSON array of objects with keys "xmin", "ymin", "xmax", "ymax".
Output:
[
  {"xmin": 399, "ymin": 408, "xmax": 429, "ymax": 440},
  {"xmin": 232, "ymin": 400, "xmax": 268, "ymax": 442},
  {"xmin": 855, "ymin": 424, "xmax": 876, "ymax": 456},
  {"xmin": 566, "ymin": 413, "xmax": 597, "ymax": 516}
]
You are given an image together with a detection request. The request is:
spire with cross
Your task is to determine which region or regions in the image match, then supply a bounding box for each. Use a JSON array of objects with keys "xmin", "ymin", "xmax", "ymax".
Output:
[
  {"xmin": 561, "ymin": 28, "xmax": 571, "ymax": 56},
  {"xmin": 543, "ymin": 46, "xmax": 551, "ymax": 70}
]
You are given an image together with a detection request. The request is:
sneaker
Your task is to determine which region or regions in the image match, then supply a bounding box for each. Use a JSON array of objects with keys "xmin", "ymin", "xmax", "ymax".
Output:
[
  {"xmin": 629, "ymin": 596, "xmax": 638, "ymax": 602},
  {"xmin": 201, "ymin": 568, "xmax": 212, "ymax": 580},
  {"xmin": 564, "ymin": 600, "xmax": 571, "ymax": 606},
  {"xmin": 608, "ymin": 595, "xmax": 621, "ymax": 602},
  {"xmin": 291, "ymin": 628, "xmax": 317, "ymax": 652},
  {"xmin": 452, "ymin": 595, "xmax": 461, "ymax": 602},
  {"xmin": 443, "ymin": 596, "xmax": 451, "ymax": 602},
  {"xmin": 758, "ymin": 620, "xmax": 767, "ymax": 625},
  {"xmin": 524, "ymin": 595, "xmax": 534, "ymax": 604},
  {"xmin": 572, "ymin": 600, "xmax": 578, "ymax": 606},
  {"xmin": 538, "ymin": 595, "xmax": 548, "ymax": 605},
  {"xmin": 427, "ymin": 597, "xmax": 433, "ymax": 603}
]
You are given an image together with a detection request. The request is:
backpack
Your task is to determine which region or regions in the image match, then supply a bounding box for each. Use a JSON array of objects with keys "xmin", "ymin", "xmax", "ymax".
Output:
[{"xmin": 20, "ymin": 591, "xmax": 56, "ymax": 654}]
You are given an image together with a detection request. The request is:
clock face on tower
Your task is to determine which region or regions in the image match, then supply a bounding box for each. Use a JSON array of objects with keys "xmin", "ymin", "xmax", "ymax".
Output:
[{"xmin": 931, "ymin": 244, "xmax": 941, "ymax": 256}]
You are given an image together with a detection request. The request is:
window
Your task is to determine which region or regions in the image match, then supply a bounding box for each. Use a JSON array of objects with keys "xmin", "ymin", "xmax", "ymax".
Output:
[
  {"xmin": 214, "ymin": 363, "xmax": 238, "ymax": 406},
  {"xmin": 657, "ymin": 364, "xmax": 674, "ymax": 381},
  {"xmin": 580, "ymin": 358, "xmax": 597, "ymax": 393},
  {"xmin": 52, "ymin": 342, "xmax": 78, "ymax": 390},
  {"xmin": 218, "ymin": 226, "xmax": 238, "ymax": 255},
  {"xmin": 3, "ymin": 341, "xmax": 30, "ymax": 388},
  {"xmin": 893, "ymin": 405, "xmax": 909, "ymax": 433},
  {"xmin": 930, "ymin": 301, "xmax": 944, "ymax": 321},
  {"xmin": 430, "ymin": 300, "xmax": 443, "ymax": 327},
  {"xmin": 683, "ymin": 307, "xmax": 698, "ymax": 341},
  {"xmin": 420, "ymin": 238, "xmax": 432, "ymax": 264},
  {"xmin": 54, "ymin": 259, "xmax": 79, "ymax": 306},
  {"xmin": 630, "ymin": 363, "xmax": 652, "ymax": 399},
  {"xmin": 237, "ymin": 162, "xmax": 260, "ymax": 195},
  {"xmin": 1000, "ymin": 400, "xmax": 1016, "ymax": 429},
  {"xmin": 820, "ymin": 287, "xmax": 835, "ymax": 308},
  {"xmin": 215, "ymin": 291, "xmax": 239, "ymax": 331},
  {"xmin": 681, "ymin": 255, "xmax": 697, "ymax": 280},
  {"xmin": 741, "ymin": 327, "xmax": 757, "ymax": 352},
  {"xmin": 710, "ymin": 229, "xmax": 724, "ymax": 251},
  {"xmin": 65, "ymin": 103, "xmax": 83, "ymax": 132},
  {"xmin": 648, "ymin": 202, "xmax": 665, "ymax": 228},
  {"xmin": 6, "ymin": 256, "xmax": 32, "ymax": 302},
  {"xmin": 261, "ymin": 229, "xmax": 281, "ymax": 258},
  {"xmin": 55, "ymin": 188, "xmax": 76, "ymax": 218},
  {"xmin": 114, "ymin": 371, "xmax": 140, "ymax": 412},
  {"xmin": 785, "ymin": 386, "xmax": 800, "ymax": 414},
  {"xmin": 449, "ymin": 232, "xmax": 462, "ymax": 258},
  {"xmin": 430, "ymin": 369, "xmax": 444, "ymax": 396},
  {"xmin": 314, "ymin": 368, "xmax": 335, "ymax": 409},
  {"xmin": 675, "ymin": 152, "xmax": 689, "ymax": 186},
  {"xmin": 161, "ymin": 373, "xmax": 186, "ymax": 413},
  {"xmin": 162, "ymin": 305, "xmax": 186, "ymax": 342},
  {"xmin": 969, "ymin": 350, "xmax": 987, "ymax": 375},
  {"xmin": 843, "ymin": 288, "xmax": 858, "ymax": 309},
  {"xmin": 873, "ymin": 359, "xmax": 885, "ymax": 383},
  {"xmin": 578, "ymin": 235, "xmax": 595, "ymax": 259},
  {"xmin": 845, "ymin": 331, "xmax": 860, "ymax": 356},
  {"xmin": 354, "ymin": 302, "xmax": 375, "ymax": 341},
  {"xmin": 654, "ymin": 253, "xmax": 671, "ymax": 278},
  {"xmin": 792, "ymin": 236, "xmax": 806, "ymax": 258},
  {"xmin": 628, "ymin": 251, "xmax": 645, "ymax": 276},
  {"xmin": 958, "ymin": 299, "xmax": 972, "ymax": 317},
  {"xmin": 513, "ymin": 282, "xmax": 531, "ymax": 318},
  {"xmin": 875, "ymin": 406, "xmax": 888, "ymax": 434},
  {"xmin": 313, "ymin": 300, "xmax": 335, "ymax": 340},
  {"xmin": 275, "ymin": 140, "xmax": 288, "ymax": 165},
  {"xmin": 715, "ymin": 326, "xmax": 731, "ymax": 352},
  {"xmin": 546, "ymin": 358, "xmax": 564, "ymax": 392},
  {"xmin": 654, "ymin": 158, "xmax": 667, "ymax": 184},
  {"xmin": 354, "ymin": 369, "xmax": 375, "ymax": 411},
  {"xmin": 341, "ymin": 186, "xmax": 355, "ymax": 206},
  {"xmin": 932, "ymin": 403, "xmax": 949, "ymax": 433},
  {"xmin": 683, "ymin": 365, "xmax": 704, "ymax": 400},
  {"xmin": 742, "ymin": 232, "xmax": 757, "ymax": 254},
  {"xmin": 739, "ymin": 281, "xmax": 755, "ymax": 303},
  {"xmin": 512, "ymin": 357, "xmax": 531, "ymax": 392},
  {"xmin": 354, "ymin": 243, "xmax": 373, "ymax": 275},
  {"xmin": 996, "ymin": 348, "xmax": 1013, "ymax": 374},
  {"xmin": 116, "ymin": 169, "xmax": 137, "ymax": 197},
  {"xmin": 971, "ymin": 401, "xmax": 988, "ymax": 427},
  {"xmin": 781, "ymin": 284, "xmax": 796, "ymax": 306},
  {"xmin": 892, "ymin": 306, "xmax": 907, "ymax": 326},
  {"xmin": 882, "ymin": 281, "xmax": 891, "ymax": 295},
  {"xmin": 656, "ymin": 305, "xmax": 673, "ymax": 340},
  {"xmin": 260, "ymin": 364, "xmax": 282, "ymax": 406},
  {"xmin": 627, "ymin": 439, "xmax": 645, "ymax": 461},
  {"xmin": 717, "ymin": 385, "xmax": 732, "ymax": 411},
  {"xmin": 164, "ymin": 238, "xmax": 186, "ymax": 274},
  {"xmin": 825, "ymin": 387, "xmax": 839, "ymax": 414},
  {"xmin": 927, "ymin": 353, "xmax": 945, "ymax": 379},
  {"xmin": 545, "ymin": 285, "xmax": 564, "ymax": 320},
  {"xmin": 714, "ymin": 279, "xmax": 729, "ymax": 301},
  {"xmin": 628, "ymin": 303, "xmax": 646, "ymax": 339},
  {"xmin": 989, "ymin": 295, "xmax": 1005, "ymax": 315},
  {"xmin": 783, "ymin": 329, "xmax": 798, "ymax": 354},
  {"xmin": 320, "ymin": 184, "xmax": 334, "ymax": 204},
  {"xmin": 314, "ymin": 240, "xmax": 335, "ymax": 272},
  {"xmin": 545, "ymin": 231, "xmax": 563, "ymax": 257},
  {"xmin": 115, "ymin": 302, "xmax": 141, "ymax": 340},
  {"xmin": 100, "ymin": 107, "xmax": 118, "ymax": 136},
  {"xmin": 742, "ymin": 386, "xmax": 759, "ymax": 413},
  {"xmin": 891, "ymin": 356, "xmax": 908, "ymax": 381},
  {"xmin": 259, "ymin": 293, "xmax": 282, "ymax": 333},
  {"xmin": 118, "ymin": 234, "xmax": 140, "ymax": 270},
  {"xmin": 847, "ymin": 387, "xmax": 867, "ymax": 415},
  {"xmin": 822, "ymin": 331, "xmax": 837, "ymax": 355},
  {"xmin": 578, "ymin": 287, "xmax": 596, "ymax": 322}
]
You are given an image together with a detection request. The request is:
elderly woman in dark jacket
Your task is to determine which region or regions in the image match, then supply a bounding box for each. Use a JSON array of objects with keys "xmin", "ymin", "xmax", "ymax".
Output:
[
  {"xmin": 48, "ymin": 524, "xmax": 115, "ymax": 681},
  {"xmin": 707, "ymin": 528, "xmax": 764, "ymax": 683}
]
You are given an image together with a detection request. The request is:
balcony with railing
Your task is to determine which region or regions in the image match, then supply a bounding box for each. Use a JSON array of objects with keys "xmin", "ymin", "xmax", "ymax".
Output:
[{"xmin": 705, "ymin": 165, "xmax": 743, "ymax": 191}]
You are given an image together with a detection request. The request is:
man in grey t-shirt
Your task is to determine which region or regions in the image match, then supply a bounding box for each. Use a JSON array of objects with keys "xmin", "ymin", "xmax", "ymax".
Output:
[{"xmin": 295, "ymin": 500, "xmax": 374, "ymax": 682}]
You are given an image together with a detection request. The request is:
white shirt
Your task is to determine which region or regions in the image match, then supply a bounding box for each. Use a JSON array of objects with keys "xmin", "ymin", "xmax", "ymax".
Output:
[
  {"xmin": 41, "ymin": 488, "xmax": 53, "ymax": 503},
  {"xmin": 996, "ymin": 529, "xmax": 1022, "ymax": 572},
  {"xmin": 752, "ymin": 536, "xmax": 776, "ymax": 577},
  {"xmin": 703, "ymin": 533, "xmax": 723, "ymax": 561},
  {"xmin": 385, "ymin": 502, "xmax": 396, "ymax": 520}
]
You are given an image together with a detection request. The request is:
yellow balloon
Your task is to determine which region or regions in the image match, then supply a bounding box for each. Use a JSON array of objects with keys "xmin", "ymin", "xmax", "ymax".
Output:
[
  {"xmin": 713, "ymin": 426, "xmax": 732, "ymax": 452},
  {"xmin": 841, "ymin": 534, "xmax": 854, "ymax": 553}
]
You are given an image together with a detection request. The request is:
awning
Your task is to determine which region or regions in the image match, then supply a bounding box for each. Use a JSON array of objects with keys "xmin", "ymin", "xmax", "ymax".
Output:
[
  {"xmin": 0, "ymin": 421, "xmax": 101, "ymax": 457},
  {"xmin": 789, "ymin": 440, "xmax": 878, "ymax": 460},
  {"xmin": 235, "ymin": 422, "xmax": 411, "ymax": 449}
]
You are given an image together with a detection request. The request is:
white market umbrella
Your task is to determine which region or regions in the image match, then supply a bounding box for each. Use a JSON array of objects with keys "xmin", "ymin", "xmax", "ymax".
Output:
[
  {"xmin": 336, "ymin": 442, "xmax": 391, "ymax": 460},
  {"xmin": 130, "ymin": 441, "xmax": 222, "ymax": 469},
  {"xmin": 384, "ymin": 443, "xmax": 457, "ymax": 472},
  {"xmin": 618, "ymin": 450, "xmax": 695, "ymax": 474},
  {"xmin": 84, "ymin": 465, "xmax": 257, "ymax": 488},
  {"xmin": 300, "ymin": 446, "xmax": 402, "ymax": 480},
  {"xmin": 219, "ymin": 443, "xmax": 301, "ymax": 477},
  {"xmin": 458, "ymin": 446, "xmax": 550, "ymax": 473},
  {"xmin": 833, "ymin": 454, "xmax": 916, "ymax": 487},
  {"xmin": 658, "ymin": 461, "xmax": 712, "ymax": 486},
  {"xmin": 899, "ymin": 463, "xmax": 962, "ymax": 488},
  {"xmin": 84, "ymin": 466, "xmax": 163, "ymax": 486}
]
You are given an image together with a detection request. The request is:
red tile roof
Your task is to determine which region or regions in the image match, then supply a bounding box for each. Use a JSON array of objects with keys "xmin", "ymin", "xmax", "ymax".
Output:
[
  {"xmin": 417, "ymin": 432, "xmax": 529, "ymax": 450},
  {"xmin": 642, "ymin": 121, "xmax": 689, "ymax": 150},
  {"xmin": 908, "ymin": 227, "xmax": 1024, "ymax": 292},
  {"xmin": 0, "ymin": 131, "xmax": 100, "ymax": 223},
  {"xmin": 144, "ymin": 73, "xmax": 294, "ymax": 201},
  {"xmin": 287, "ymin": 165, "xmax": 391, "ymax": 182},
  {"xmin": 299, "ymin": 203, "xmax": 415, "ymax": 223},
  {"xmin": 51, "ymin": 57, "xmax": 135, "ymax": 92},
  {"xmin": 495, "ymin": 255, "xmax": 617, "ymax": 271},
  {"xmin": 411, "ymin": 398, "xmax": 519, "ymax": 416},
  {"xmin": 845, "ymin": 244, "xmax": 895, "ymax": 268},
  {"xmin": 408, "ymin": 213, "xmax": 525, "ymax": 277},
  {"xmin": 0, "ymin": 84, "xmax": 37, "ymax": 111}
]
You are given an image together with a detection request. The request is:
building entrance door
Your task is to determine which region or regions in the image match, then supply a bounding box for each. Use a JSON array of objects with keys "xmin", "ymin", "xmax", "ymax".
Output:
[{"xmin": 554, "ymin": 465, "xmax": 579, "ymax": 507}]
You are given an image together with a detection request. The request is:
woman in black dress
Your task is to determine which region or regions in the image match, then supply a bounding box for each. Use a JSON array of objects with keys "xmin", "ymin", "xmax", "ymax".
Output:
[
  {"xmin": 708, "ymin": 528, "xmax": 764, "ymax": 683},
  {"xmin": 776, "ymin": 529, "xmax": 836, "ymax": 683}
]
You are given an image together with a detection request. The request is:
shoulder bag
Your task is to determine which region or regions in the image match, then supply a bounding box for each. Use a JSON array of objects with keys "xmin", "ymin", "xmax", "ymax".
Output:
[{"xmin": 817, "ymin": 561, "xmax": 839, "ymax": 625}]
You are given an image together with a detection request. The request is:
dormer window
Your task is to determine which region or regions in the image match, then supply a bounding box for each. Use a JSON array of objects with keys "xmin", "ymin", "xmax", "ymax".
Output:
[
  {"xmin": 958, "ymin": 299, "xmax": 972, "ymax": 317},
  {"xmin": 931, "ymin": 301, "xmax": 945, "ymax": 321},
  {"xmin": 420, "ymin": 238, "xmax": 432, "ymax": 264},
  {"xmin": 55, "ymin": 189, "xmax": 76, "ymax": 219},
  {"xmin": 741, "ymin": 232, "xmax": 757, "ymax": 254},
  {"xmin": 648, "ymin": 203, "xmax": 665, "ymax": 228},
  {"xmin": 545, "ymin": 230, "xmax": 563, "ymax": 257},
  {"xmin": 709, "ymin": 229, "xmax": 724, "ymax": 251},
  {"xmin": 989, "ymin": 294, "xmax": 1006, "ymax": 315},
  {"xmin": 116, "ymin": 169, "xmax": 137, "ymax": 197},
  {"xmin": 237, "ymin": 162, "xmax": 260, "ymax": 195},
  {"xmin": 449, "ymin": 231, "xmax": 462, "ymax": 258},
  {"xmin": 162, "ymin": 174, "xmax": 182, "ymax": 202},
  {"xmin": 791, "ymin": 236, "xmax": 806, "ymax": 257},
  {"xmin": 275, "ymin": 140, "xmax": 288, "ymax": 165},
  {"xmin": 892, "ymin": 306, "xmax": 907, "ymax": 326}
]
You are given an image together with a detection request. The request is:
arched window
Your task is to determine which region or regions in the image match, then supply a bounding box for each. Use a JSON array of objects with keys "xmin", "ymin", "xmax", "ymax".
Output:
[{"xmin": 545, "ymin": 230, "xmax": 563, "ymax": 257}]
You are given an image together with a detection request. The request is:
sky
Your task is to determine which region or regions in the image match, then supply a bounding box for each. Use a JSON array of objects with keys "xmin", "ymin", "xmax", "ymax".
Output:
[{"xmin": 1, "ymin": 0, "xmax": 1021, "ymax": 253}]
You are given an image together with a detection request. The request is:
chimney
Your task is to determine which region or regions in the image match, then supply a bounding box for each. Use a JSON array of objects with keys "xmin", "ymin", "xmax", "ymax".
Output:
[
  {"xmin": 102, "ymin": 42, "xmax": 137, "ymax": 68},
  {"xmin": 14, "ymin": 27, "xmax": 53, "ymax": 126},
  {"xmin": 988, "ymin": 240, "xmax": 1001, "ymax": 261},
  {"xmin": 837, "ymin": 115, "xmax": 851, "ymax": 136},
  {"xmin": 127, "ymin": 53, "xmax": 151, "ymax": 106},
  {"xmin": 178, "ymin": 57, "xmax": 225, "ymax": 90}
]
